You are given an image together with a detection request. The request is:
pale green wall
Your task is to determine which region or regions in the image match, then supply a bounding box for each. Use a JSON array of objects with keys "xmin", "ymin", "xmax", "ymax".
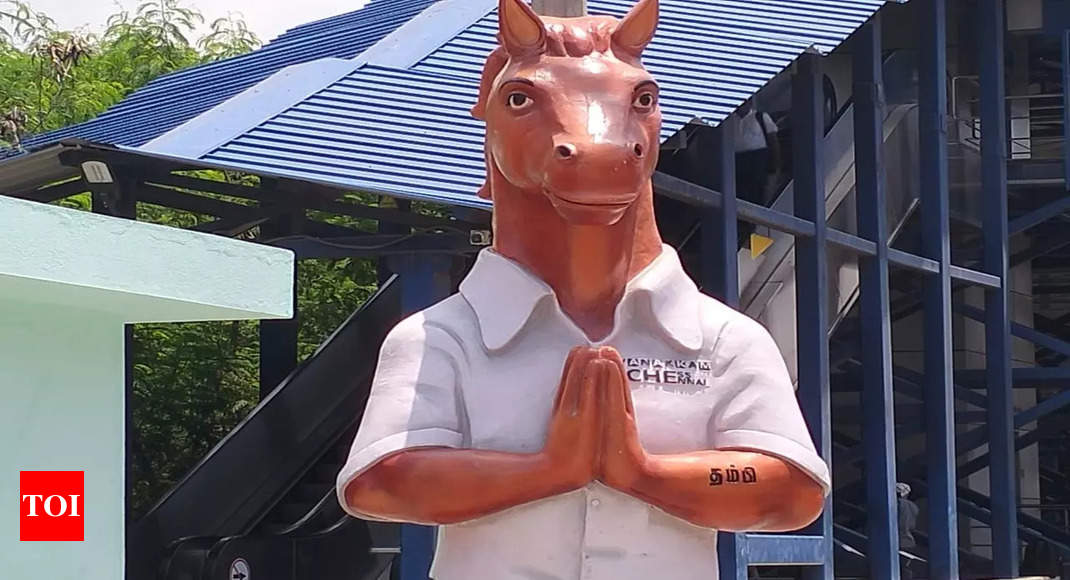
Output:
[
  {"xmin": 0, "ymin": 303, "xmax": 125, "ymax": 579},
  {"xmin": 0, "ymin": 195, "xmax": 293, "ymax": 577}
]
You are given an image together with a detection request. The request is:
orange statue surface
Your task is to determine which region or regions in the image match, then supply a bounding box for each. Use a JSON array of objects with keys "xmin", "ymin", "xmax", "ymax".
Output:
[{"xmin": 337, "ymin": 1, "xmax": 830, "ymax": 577}]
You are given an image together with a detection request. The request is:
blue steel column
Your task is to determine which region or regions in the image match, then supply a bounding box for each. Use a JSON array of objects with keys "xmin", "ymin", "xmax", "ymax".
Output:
[
  {"xmin": 979, "ymin": 0, "xmax": 1019, "ymax": 574},
  {"xmin": 707, "ymin": 115, "xmax": 747, "ymax": 580},
  {"xmin": 853, "ymin": 17, "xmax": 901, "ymax": 580},
  {"xmin": 793, "ymin": 51, "xmax": 833, "ymax": 580},
  {"xmin": 394, "ymin": 254, "xmax": 453, "ymax": 580},
  {"xmin": 918, "ymin": 0, "xmax": 960, "ymax": 576},
  {"xmin": 703, "ymin": 115, "xmax": 740, "ymax": 307}
]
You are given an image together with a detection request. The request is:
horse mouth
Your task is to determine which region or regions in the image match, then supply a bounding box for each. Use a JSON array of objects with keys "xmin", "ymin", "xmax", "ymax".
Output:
[{"xmin": 550, "ymin": 193, "xmax": 638, "ymax": 208}]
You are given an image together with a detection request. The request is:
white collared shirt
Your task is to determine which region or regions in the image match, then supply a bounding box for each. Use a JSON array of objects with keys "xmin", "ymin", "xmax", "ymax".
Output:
[{"xmin": 337, "ymin": 245, "xmax": 830, "ymax": 580}]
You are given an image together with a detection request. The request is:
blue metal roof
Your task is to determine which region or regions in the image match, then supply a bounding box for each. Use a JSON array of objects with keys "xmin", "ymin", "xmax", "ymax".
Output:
[
  {"xmin": 9, "ymin": 0, "xmax": 888, "ymax": 210},
  {"xmin": 139, "ymin": 0, "xmax": 885, "ymax": 209},
  {"xmin": 2, "ymin": 0, "xmax": 440, "ymax": 157},
  {"xmin": 201, "ymin": 64, "xmax": 487, "ymax": 208},
  {"xmin": 410, "ymin": 2, "xmax": 831, "ymax": 134}
]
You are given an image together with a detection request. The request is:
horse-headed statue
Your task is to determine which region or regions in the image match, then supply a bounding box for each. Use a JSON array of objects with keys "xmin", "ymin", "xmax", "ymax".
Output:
[{"xmin": 338, "ymin": 2, "xmax": 829, "ymax": 578}]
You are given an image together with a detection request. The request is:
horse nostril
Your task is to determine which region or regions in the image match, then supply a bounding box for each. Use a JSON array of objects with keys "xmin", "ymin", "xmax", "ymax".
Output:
[
  {"xmin": 633, "ymin": 143, "xmax": 645, "ymax": 158},
  {"xmin": 555, "ymin": 144, "xmax": 576, "ymax": 160}
]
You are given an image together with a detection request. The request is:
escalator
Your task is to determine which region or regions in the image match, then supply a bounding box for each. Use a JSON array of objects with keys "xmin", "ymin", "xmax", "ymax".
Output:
[
  {"xmin": 130, "ymin": 277, "xmax": 404, "ymax": 580},
  {"xmin": 654, "ymin": 51, "xmax": 921, "ymax": 385},
  {"xmin": 737, "ymin": 50, "xmax": 922, "ymax": 384}
]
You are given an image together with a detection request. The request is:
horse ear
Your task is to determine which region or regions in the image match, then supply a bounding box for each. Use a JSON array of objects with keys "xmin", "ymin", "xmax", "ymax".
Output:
[
  {"xmin": 498, "ymin": 0, "xmax": 546, "ymax": 56},
  {"xmin": 612, "ymin": 0, "xmax": 658, "ymax": 56}
]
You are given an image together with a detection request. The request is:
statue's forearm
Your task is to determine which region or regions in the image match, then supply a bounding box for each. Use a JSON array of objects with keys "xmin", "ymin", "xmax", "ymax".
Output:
[
  {"xmin": 343, "ymin": 448, "xmax": 575, "ymax": 525},
  {"xmin": 619, "ymin": 450, "xmax": 825, "ymax": 532}
]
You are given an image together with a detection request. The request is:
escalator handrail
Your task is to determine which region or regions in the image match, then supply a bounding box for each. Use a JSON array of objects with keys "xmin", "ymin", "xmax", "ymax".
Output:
[
  {"xmin": 738, "ymin": 50, "xmax": 920, "ymax": 316},
  {"xmin": 130, "ymin": 276, "xmax": 403, "ymax": 579},
  {"xmin": 269, "ymin": 482, "xmax": 347, "ymax": 538}
]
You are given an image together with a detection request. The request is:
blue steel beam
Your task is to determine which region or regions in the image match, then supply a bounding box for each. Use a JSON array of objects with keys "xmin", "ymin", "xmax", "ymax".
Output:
[
  {"xmin": 742, "ymin": 534, "xmax": 828, "ymax": 566},
  {"xmin": 1015, "ymin": 388, "xmax": 1070, "ymax": 427},
  {"xmin": 894, "ymin": 366, "xmax": 988, "ymax": 409},
  {"xmin": 956, "ymin": 487, "xmax": 1070, "ymax": 556},
  {"xmin": 979, "ymin": 0, "xmax": 1018, "ymax": 573},
  {"xmin": 841, "ymin": 393, "xmax": 1070, "ymax": 517},
  {"xmin": 918, "ymin": 0, "xmax": 960, "ymax": 576},
  {"xmin": 851, "ymin": 389, "xmax": 1070, "ymax": 472},
  {"xmin": 1008, "ymin": 196, "xmax": 1070, "ymax": 235},
  {"xmin": 957, "ymin": 303, "xmax": 1070, "ymax": 357},
  {"xmin": 651, "ymin": 171, "xmax": 817, "ymax": 238},
  {"xmin": 904, "ymin": 482, "xmax": 1070, "ymax": 560},
  {"xmin": 653, "ymin": 172, "xmax": 963, "ymax": 279},
  {"xmin": 956, "ymin": 366, "xmax": 1070, "ymax": 385},
  {"xmin": 703, "ymin": 115, "xmax": 740, "ymax": 307},
  {"xmin": 948, "ymin": 265, "xmax": 1001, "ymax": 289},
  {"xmin": 793, "ymin": 51, "xmax": 833, "ymax": 580},
  {"xmin": 888, "ymin": 248, "xmax": 940, "ymax": 274},
  {"xmin": 957, "ymin": 424, "xmax": 1054, "ymax": 481},
  {"xmin": 852, "ymin": 17, "xmax": 900, "ymax": 580}
]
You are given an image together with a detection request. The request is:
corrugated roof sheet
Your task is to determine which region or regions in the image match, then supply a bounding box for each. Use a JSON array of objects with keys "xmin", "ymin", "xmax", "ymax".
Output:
[
  {"xmin": 410, "ymin": 2, "xmax": 827, "ymax": 136},
  {"xmin": 202, "ymin": 65, "xmax": 487, "ymax": 208},
  {"xmin": 2, "ymin": 0, "xmax": 440, "ymax": 158},
  {"xmin": 189, "ymin": 0, "xmax": 884, "ymax": 208}
]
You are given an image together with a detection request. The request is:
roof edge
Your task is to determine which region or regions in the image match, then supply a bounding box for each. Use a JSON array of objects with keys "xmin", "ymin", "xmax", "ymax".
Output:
[
  {"xmin": 357, "ymin": 0, "xmax": 496, "ymax": 69},
  {"xmin": 141, "ymin": 58, "xmax": 360, "ymax": 159}
]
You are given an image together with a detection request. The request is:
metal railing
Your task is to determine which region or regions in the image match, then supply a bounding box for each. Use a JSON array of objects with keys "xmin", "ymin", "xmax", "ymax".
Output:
[
  {"xmin": 1021, "ymin": 503, "xmax": 1070, "ymax": 534},
  {"xmin": 951, "ymin": 75, "xmax": 1066, "ymax": 160}
]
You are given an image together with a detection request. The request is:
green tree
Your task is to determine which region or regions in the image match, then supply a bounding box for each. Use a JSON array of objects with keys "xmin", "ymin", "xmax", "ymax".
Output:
[
  {"xmin": 0, "ymin": 0, "xmax": 47, "ymax": 45},
  {"xmin": 0, "ymin": 0, "xmax": 261, "ymax": 145},
  {"xmin": 1, "ymin": 1, "xmax": 377, "ymax": 516},
  {"xmin": 199, "ymin": 13, "xmax": 260, "ymax": 59}
]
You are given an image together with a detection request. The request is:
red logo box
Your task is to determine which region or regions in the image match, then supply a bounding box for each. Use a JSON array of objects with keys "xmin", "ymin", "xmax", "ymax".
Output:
[{"xmin": 19, "ymin": 471, "xmax": 84, "ymax": 541}]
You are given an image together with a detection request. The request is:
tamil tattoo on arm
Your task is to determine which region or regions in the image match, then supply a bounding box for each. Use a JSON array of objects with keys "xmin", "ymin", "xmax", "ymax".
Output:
[{"xmin": 709, "ymin": 465, "xmax": 758, "ymax": 486}]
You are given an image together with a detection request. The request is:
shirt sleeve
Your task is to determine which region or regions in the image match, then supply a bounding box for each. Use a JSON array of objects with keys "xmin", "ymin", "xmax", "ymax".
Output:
[
  {"xmin": 336, "ymin": 313, "xmax": 466, "ymax": 513},
  {"xmin": 707, "ymin": 315, "xmax": 831, "ymax": 493}
]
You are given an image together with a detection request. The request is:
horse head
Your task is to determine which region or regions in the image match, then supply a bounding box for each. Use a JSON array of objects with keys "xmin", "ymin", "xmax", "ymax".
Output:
[{"xmin": 472, "ymin": 0, "xmax": 661, "ymax": 226}]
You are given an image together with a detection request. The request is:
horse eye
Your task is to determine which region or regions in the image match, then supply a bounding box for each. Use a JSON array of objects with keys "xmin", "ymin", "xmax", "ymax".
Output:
[
  {"xmin": 507, "ymin": 93, "xmax": 531, "ymax": 109},
  {"xmin": 634, "ymin": 92, "xmax": 656, "ymax": 110}
]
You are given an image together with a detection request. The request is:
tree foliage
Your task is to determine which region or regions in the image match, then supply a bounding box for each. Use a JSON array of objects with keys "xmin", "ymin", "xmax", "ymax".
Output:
[
  {"xmin": 0, "ymin": 0, "xmax": 260, "ymax": 145},
  {"xmin": 0, "ymin": 1, "xmax": 48, "ymax": 45},
  {"xmin": 0, "ymin": 2, "xmax": 380, "ymax": 516}
]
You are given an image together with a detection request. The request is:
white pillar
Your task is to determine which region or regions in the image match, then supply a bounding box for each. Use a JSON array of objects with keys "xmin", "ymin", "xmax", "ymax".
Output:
[
  {"xmin": 0, "ymin": 196, "xmax": 293, "ymax": 580},
  {"xmin": 2, "ymin": 306, "xmax": 124, "ymax": 577}
]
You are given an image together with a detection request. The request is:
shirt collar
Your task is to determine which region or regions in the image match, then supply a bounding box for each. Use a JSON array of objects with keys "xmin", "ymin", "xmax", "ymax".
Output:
[{"xmin": 458, "ymin": 245, "xmax": 703, "ymax": 352}]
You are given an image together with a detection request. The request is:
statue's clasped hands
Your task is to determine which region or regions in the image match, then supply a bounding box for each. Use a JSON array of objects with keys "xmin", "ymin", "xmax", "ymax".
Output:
[{"xmin": 540, "ymin": 346, "xmax": 648, "ymax": 493}]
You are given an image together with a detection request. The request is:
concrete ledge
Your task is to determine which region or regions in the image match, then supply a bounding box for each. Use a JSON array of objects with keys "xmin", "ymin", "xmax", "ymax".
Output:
[{"xmin": 0, "ymin": 196, "xmax": 294, "ymax": 322}]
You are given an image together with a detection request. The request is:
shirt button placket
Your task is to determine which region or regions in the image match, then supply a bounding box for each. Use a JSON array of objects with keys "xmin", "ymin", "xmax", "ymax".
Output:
[
  {"xmin": 581, "ymin": 487, "xmax": 593, "ymax": 580},
  {"xmin": 581, "ymin": 487, "xmax": 602, "ymax": 580},
  {"xmin": 580, "ymin": 336, "xmax": 599, "ymax": 580}
]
